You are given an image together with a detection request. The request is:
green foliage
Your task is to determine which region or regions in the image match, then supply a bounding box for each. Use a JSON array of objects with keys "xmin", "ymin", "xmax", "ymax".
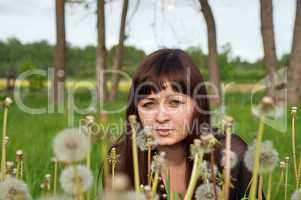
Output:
[
  {"xmin": 19, "ymin": 58, "xmax": 46, "ymax": 90},
  {"xmin": 0, "ymin": 38, "xmax": 290, "ymax": 83}
]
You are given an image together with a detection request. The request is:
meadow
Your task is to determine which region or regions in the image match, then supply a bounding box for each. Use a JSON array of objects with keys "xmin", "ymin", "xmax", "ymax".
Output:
[{"xmin": 0, "ymin": 84, "xmax": 300, "ymax": 199}]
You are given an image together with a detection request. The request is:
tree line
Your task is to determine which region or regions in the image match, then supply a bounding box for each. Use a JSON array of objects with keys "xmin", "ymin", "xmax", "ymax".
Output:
[{"xmin": 0, "ymin": 37, "xmax": 290, "ymax": 81}]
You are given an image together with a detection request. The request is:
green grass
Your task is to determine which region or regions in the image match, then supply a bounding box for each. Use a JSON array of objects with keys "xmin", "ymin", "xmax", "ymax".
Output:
[{"xmin": 0, "ymin": 90, "xmax": 300, "ymax": 199}]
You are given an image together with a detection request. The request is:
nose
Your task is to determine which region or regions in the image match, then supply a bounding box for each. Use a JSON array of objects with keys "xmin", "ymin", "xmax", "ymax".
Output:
[{"xmin": 155, "ymin": 104, "xmax": 170, "ymax": 123}]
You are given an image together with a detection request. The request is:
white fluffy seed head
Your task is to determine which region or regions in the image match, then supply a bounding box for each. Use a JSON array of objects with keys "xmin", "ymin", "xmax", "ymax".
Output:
[
  {"xmin": 194, "ymin": 183, "xmax": 223, "ymax": 200},
  {"xmin": 53, "ymin": 128, "xmax": 91, "ymax": 163},
  {"xmin": 220, "ymin": 150, "xmax": 238, "ymax": 169},
  {"xmin": 199, "ymin": 161, "xmax": 218, "ymax": 181},
  {"xmin": 59, "ymin": 164, "xmax": 93, "ymax": 195},
  {"xmin": 0, "ymin": 177, "xmax": 31, "ymax": 200},
  {"xmin": 136, "ymin": 126, "xmax": 158, "ymax": 151},
  {"xmin": 291, "ymin": 188, "xmax": 301, "ymax": 200},
  {"xmin": 251, "ymin": 96, "xmax": 284, "ymax": 119},
  {"xmin": 244, "ymin": 140, "xmax": 279, "ymax": 174},
  {"xmin": 4, "ymin": 97, "xmax": 13, "ymax": 107},
  {"xmin": 151, "ymin": 152, "xmax": 166, "ymax": 172}
]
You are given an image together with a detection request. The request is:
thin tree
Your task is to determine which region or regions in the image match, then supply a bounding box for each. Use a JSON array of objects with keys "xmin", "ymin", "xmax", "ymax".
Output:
[
  {"xmin": 260, "ymin": 0, "xmax": 278, "ymax": 99},
  {"xmin": 198, "ymin": 0, "xmax": 221, "ymax": 105},
  {"xmin": 288, "ymin": 0, "xmax": 301, "ymax": 105},
  {"xmin": 96, "ymin": 0, "xmax": 109, "ymax": 105},
  {"xmin": 53, "ymin": 0, "xmax": 66, "ymax": 110},
  {"xmin": 109, "ymin": 0, "xmax": 129, "ymax": 101}
]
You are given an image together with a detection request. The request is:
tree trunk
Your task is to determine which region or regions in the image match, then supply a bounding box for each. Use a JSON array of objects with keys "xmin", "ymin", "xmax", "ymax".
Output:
[
  {"xmin": 199, "ymin": 0, "xmax": 221, "ymax": 105},
  {"xmin": 96, "ymin": 0, "xmax": 108, "ymax": 105},
  {"xmin": 288, "ymin": 0, "xmax": 301, "ymax": 105},
  {"xmin": 54, "ymin": 0, "xmax": 66, "ymax": 110},
  {"xmin": 109, "ymin": 0, "xmax": 129, "ymax": 101},
  {"xmin": 260, "ymin": 0, "xmax": 278, "ymax": 99}
]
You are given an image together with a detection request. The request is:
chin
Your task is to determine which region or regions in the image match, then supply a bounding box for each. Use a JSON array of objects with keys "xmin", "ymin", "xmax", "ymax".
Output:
[{"xmin": 157, "ymin": 138, "xmax": 185, "ymax": 146}]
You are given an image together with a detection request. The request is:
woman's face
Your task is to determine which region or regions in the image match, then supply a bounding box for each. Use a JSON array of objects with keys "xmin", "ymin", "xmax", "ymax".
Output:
[{"xmin": 137, "ymin": 82, "xmax": 196, "ymax": 146}]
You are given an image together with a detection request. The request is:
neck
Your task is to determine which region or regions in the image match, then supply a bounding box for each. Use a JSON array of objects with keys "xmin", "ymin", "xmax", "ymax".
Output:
[{"xmin": 157, "ymin": 142, "xmax": 187, "ymax": 166}]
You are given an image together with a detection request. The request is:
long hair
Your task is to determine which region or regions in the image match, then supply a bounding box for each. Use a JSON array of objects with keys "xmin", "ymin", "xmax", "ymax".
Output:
[{"xmin": 112, "ymin": 48, "xmax": 211, "ymax": 188}]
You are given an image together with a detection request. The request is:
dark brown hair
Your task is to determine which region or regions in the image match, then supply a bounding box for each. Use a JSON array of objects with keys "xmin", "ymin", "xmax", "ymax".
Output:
[{"xmin": 112, "ymin": 48, "xmax": 211, "ymax": 188}]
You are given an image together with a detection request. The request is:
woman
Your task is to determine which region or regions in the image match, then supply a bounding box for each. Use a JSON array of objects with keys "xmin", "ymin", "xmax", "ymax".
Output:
[{"xmin": 111, "ymin": 49, "xmax": 255, "ymax": 200}]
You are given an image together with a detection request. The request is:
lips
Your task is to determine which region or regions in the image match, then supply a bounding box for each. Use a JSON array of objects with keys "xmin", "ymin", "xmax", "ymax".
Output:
[{"xmin": 155, "ymin": 128, "xmax": 174, "ymax": 136}]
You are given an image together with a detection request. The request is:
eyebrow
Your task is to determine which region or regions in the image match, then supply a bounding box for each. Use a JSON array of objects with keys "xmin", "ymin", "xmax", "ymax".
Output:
[
  {"xmin": 143, "ymin": 97, "xmax": 156, "ymax": 100},
  {"xmin": 143, "ymin": 94, "xmax": 184, "ymax": 100}
]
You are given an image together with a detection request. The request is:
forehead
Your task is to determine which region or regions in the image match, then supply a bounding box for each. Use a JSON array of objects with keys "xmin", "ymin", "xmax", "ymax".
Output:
[{"xmin": 142, "ymin": 82, "xmax": 185, "ymax": 99}]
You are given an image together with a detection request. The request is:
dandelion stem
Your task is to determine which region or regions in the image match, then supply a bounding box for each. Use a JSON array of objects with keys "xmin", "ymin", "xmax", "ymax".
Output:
[
  {"xmin": 72, "ymin": 165, "xmax": 82, "ymax": 200},
  {"xmin": 0, "ymin": 107, "xmax": 8, "ymax": 181},
  {"xmin": 291, "ymin": 108, "xmax": 298, "ymax": 188},
  {"xmin": 148, "ymin": 145, "xmax": 151, "ymax": 185},
  {"xmin": 86, "ymin": 133, "xmax": 91, "ymax": 200},
  {"xmin": 20, "ymin": 160, "xmax": 24, "ymax": 180},
  {"xmin": 273, "ymin": 162, "xmax": 285, "ymax": 198},
  {"xmin": 53, "ymin": 160, "xmax": 58, "ymax": 194},
  {"xmin": 243, "ymin": 176, "xmax": 254, "ymax": 198},
  {"xmin": 152, "ymin": 170, "xmax": 159, "ymax": 194},
  {"xmin": 249, "ymin": 116, "xmax": 265, "ymax": 200},
  {"xmin": 284, "ymin": 159, "xmax": 289, "ymax": 200},
  {"xmin": 129, "ymin": 119, "xmax": 140, "ymax": 192},
  {"xmin": 184, "ymin": 152, "xmax": 203, "ymax": 200},
  {"xmin": 297, "ymin": 154, "xmax": 301, "ymax": 188},
  {"xmin": 16, "ymin": 160, "xmax": 20, "ymax": 179},
  {"xmin": 210, "ymin": 152, "xmax": 218, "ymax": 200},
  {"xmin": 266, "ymin": 173, "xmax": 272, "ymax": 200},
  {"xmin": 224, "ymin": 124, "xmax": 232, "ymax": 200},
  {"xmin": 258, "ymin": 175, "xmax": 263, "ymax": 200},
  {"xmin": 100, "ymin": 140, "xmax": 109, "ymax": 189}
]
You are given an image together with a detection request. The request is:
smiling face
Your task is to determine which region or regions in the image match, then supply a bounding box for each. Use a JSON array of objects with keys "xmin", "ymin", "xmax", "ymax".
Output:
[{"xmin": 137, "ymin": 82, "xmax": 196, "ymax": 146}]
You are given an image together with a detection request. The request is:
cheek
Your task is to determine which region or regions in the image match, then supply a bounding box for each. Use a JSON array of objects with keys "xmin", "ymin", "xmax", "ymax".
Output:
[
  {"xmin": 137, "ymin": 109, "xmax": 155, "ymax": 126},
  {"xmin": 173, "ymin": 107, "xmax": 194, "ymax": 131}
]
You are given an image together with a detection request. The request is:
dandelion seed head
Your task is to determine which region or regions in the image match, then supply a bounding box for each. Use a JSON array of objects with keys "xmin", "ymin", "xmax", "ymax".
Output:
[
  {"xmin": 199, "ymin": 161, "xmax": 218, "ymax": 181},
  {"xmin": 285, "ymin": 156, "xmax": 290, "ymax": 162},
  {"xmin": 151, "ymin": 152, "xmax": 166, "ymax": 172},
  {"xmin": 6, "ymin": 161, "xmax": 14, "ymax": 169},
  {"xmin": 4, "ymin": 136, "xmax": 9, "ymax": 145},
  {"xmin": 194, "ymin": 183, "xmax": 222, "ymax": 200},
  {"xmin": 45, "ymin": 174, "xmax": 51, "ymax": 181},
  {"xmin": 252, "ymin": 96, "xmax": 284, "ymax": 119},
  {"xmin": 220, "ymin": 150, "xmax": 238, "ymax": 169},
  {"xmin": 128, "ymin": 115, "xmax": 137, "ymax": 125},
  {"xmin": 200, "ymin": 134, "xmax": 218, "ymax": 153},
  {"xmin": 0, "ymin": 177, "xmax": 31, "ymax": 200},
  {"xmin": 16, "ymin": 150, "xmax": 24, "ymax": 161},
  {"xmin": 190, "ymin": 139, "xmax": 202, "ymax": 159},
  {"xmin": 223, "ymin": 116, "xmax": 234, "ymax": 128},
  {"xmin": 291, "ymin": 188, "xmax": 301, "ymax": 200},
  {"xmin": 85, "ymin": 115, "xmax": 95, "ymax": 125},
  {"xmin": 136, "ymin": 126, "xmax": 158, "ymax": 151},
  {"xmin": 291, "ymin": 107, "xmax": 297, "ymax": 115},
  {"xmin": 59, "ymin": 164, "xmax": 93, "ymax": 195},
  {"xmin": 244, "ymin": 140, "xmax": 279, "ymax": 174},
  {"xmin": 53, "ymin": 128, "xmax": 91, "ymax": 163},
  {"xmin": 280, "ymin": 161, "xmax": 286, "ymax": 168},
  {"xmin": 4, "ymin": 97, "xmax": 13, "ymax": 107}
]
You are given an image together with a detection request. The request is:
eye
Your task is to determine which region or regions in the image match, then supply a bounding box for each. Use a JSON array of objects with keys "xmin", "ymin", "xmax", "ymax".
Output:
[
  {"xmin": 168, "ymin": 100, "xmax": 184, "ymax": 107},
  {"xmin": 141, "ymin": 102, "xmax": 156, "ymax": 109}
]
